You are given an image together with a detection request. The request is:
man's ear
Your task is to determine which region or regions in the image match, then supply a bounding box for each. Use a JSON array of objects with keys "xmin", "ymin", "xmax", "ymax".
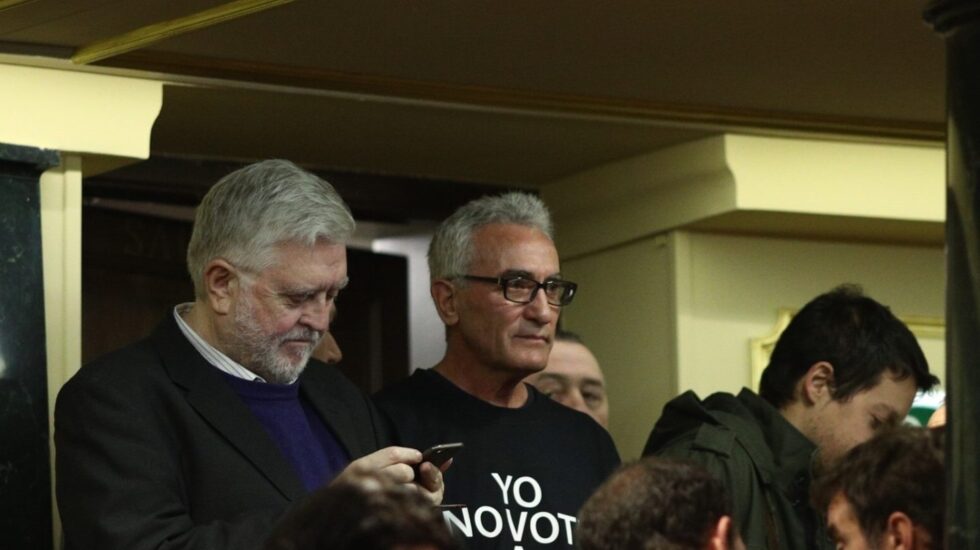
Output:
[
  {"xmin": 202, "ymin": 259, "xmax": 239, "ymax": 315},
  {"xmin": 431, "ymin": 279, "xmax": 460, "ymax": 326},
  {"xmin": 799, "ymin": 361, "xmax": 835, "ymax": 406},
  {"xmin": 705, "ymin": 515, "xmax": 739, "ymax": 550},
  {"xmin": 880, "ymin": 511, "xmax": 917, "ymax": 550}
]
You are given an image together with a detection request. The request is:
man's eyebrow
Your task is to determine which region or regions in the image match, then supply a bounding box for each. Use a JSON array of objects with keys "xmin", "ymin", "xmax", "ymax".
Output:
[
  {"xmin": 535, "ymin": 373, "xmax": 570, "ymax": 384},
  {"xmin": 500, "ymin": 269, "xmax": 564, "ymax": 280},
  {"xmin": 501, "ymin": 269, "xmax": 533, "ymax": 278},
  {"xmin": 581, "ymin": 379, "xmax": 606, "ymax": 389},
  {"xmin": 871, "ymin": 403, "xmax": 902, "ymax": 421},
  {"xmin": 279, "ymin": 277, "xmax": 349, "ymax": 295}
]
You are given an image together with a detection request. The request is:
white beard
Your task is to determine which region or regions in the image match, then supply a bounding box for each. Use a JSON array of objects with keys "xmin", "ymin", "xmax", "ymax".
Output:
[{"xmin": 229, "ymin": 293, "xmax": 323, "ymax": 384}]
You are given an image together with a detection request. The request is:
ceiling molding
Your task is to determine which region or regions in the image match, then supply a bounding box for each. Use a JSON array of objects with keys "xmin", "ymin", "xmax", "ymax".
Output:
[
  {"xmin": 72, "ymin": 0, "xmax": 295, "ymax": 65},
  {"xmin": 104, "ymin": 50, "xmax": 946, "ymax": 143}
]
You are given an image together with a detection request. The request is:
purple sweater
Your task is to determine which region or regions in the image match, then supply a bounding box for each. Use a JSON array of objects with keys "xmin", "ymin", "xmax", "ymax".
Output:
[{"xmin": 221, "ymin": 373, "xmax": 349, "ymax": 492}]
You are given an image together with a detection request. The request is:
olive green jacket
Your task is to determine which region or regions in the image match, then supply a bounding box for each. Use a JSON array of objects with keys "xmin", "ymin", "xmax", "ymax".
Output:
[{"xmin": 643, "ymin": 389, "xmax": 833, "ymax": 550}]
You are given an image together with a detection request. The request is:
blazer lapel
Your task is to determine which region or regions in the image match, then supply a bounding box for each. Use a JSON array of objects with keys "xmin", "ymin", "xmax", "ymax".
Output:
[
  {"xmin": 151, "ymin": 316, "xmax": 307, "ymax": 501},
  {"xmin": 300, "ymin": 368, "xmax": 365, "ymax": 459}
]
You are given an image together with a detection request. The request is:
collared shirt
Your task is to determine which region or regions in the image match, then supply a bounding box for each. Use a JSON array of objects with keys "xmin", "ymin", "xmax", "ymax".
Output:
[{"xmin": 172, "ymin": 303, "xmax": 266, "ymax": 383}]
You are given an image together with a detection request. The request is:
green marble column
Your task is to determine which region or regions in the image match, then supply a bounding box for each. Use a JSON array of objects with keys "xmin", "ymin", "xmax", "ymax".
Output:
[
  {"xmin": 0, "ymin": 144, "xmax": 59, "ymax": 550},
  {"xmin": 925, "ymin": 1, "xmax": 980, "ymax": 546}
]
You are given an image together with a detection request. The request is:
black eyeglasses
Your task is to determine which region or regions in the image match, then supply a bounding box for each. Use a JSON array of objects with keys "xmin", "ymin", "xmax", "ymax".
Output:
[{"xmin": 459, "ymin": 275, "xmax": 578, "ymax": 306}]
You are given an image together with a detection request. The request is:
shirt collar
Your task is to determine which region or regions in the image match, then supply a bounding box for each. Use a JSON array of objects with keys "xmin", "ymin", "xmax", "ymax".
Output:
[{"xmin": 173, "ymin": 303, "xmax": 267, "ymax": 383}]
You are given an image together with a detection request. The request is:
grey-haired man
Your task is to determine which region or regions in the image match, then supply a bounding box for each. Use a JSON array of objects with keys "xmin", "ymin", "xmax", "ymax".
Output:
[
  {"xmin": 56, "ymin": 160, "xmax": 444, "ymax": 550},
  {"xmin": 375, "ymin": 192, "xmax": 620, "ymax": 550}
]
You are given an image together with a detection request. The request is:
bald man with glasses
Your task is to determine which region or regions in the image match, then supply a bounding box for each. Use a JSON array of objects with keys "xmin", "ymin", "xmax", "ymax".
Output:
[{"xmin": 375, "ymin": 192, "xmax": 620, "ymax": 550}]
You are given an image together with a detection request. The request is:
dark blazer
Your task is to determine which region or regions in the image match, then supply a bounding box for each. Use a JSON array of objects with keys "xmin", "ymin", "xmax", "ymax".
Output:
[{"xmin": 55, "ymin": 315, "xmax": 389, "ymax": 550}]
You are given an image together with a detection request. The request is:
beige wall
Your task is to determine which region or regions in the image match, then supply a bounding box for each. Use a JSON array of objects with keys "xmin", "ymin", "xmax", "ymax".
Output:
[
  {"xmin": 559, "ymin": 230, "xmax": 944, "ymax": 459},
  {"xmin": 674, "ymin": 231, "xmax": 945, "ymax": 397},
  {"xmin": 1, "ymin": 62, "xmax": 162, "ymax": 548},
  {"xmin": 559, "ymin": 235, "xmax": 677, "ymax": 460}
]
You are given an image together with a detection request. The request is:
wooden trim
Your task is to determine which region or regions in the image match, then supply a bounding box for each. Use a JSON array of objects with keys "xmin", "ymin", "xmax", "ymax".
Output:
[
  {"xmin": 104, "ymin": 50, "xmax": 946, "ymax": 142},
  {"xmin": 72, "ymin": 0, "xmax": 295, "ymax": 65},
  {"xmin": 0, "ymin": 0, "xmax": 35, "ymax": 12}
]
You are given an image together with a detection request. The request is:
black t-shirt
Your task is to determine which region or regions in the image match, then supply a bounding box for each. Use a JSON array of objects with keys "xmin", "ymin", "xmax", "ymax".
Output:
[{"xmin": 374, "ymin": 369, "xmax": 620, "ymax": 550}]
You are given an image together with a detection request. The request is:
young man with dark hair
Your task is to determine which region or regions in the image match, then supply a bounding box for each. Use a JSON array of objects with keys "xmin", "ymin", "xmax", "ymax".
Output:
[
  {"xmin": 643, "ymin": 285, "xmax": 938, "ymax": 550},
  {"xmin": 578, "ymin": 457, "xmax": 746, "ymax": 550},
  {"xmin": 811, "ymin": 426, "xmax": 944, "ymax": 550}
]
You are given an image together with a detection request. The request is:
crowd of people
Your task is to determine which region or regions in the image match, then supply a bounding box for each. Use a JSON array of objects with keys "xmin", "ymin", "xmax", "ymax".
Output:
[{"xmin": 54, "ymin": 159, "xmax": 946, "ymax": 550}]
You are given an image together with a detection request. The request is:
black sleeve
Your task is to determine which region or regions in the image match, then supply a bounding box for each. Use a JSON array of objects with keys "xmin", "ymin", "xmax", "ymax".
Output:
[{"xmin": 55, "ymin": 372, "xmax": 290, "ymax": 550}]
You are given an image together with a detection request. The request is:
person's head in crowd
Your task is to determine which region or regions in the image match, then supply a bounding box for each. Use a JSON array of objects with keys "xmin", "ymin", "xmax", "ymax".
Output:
[
  {"xmin": 812, "ymin": 425, "xmax": 944, "ymax": 550},
  {"xmin": 264, "ymin": 470, "xmax": 460, "ymax": 550},
  {"xmin": 577, "ymin": 457, "xmax": 746, "ymax": 550},
  {"xmin": 312, "ymin": 306, "xmax": 343, "ymax": 364},
  {"xmin": 758, "ymin": 285, "xmax": 938, "ymax": 466},
  {"xmin": 526, "ymin": 328, "xmax": 608, "ymax": 427},
  {"xmin": 427, "ymin": 192, "xmax": 576, "ymax": 404},
  {"xmin": 185, "ymin": 159, "xmax": 353, "ymax": 384}
]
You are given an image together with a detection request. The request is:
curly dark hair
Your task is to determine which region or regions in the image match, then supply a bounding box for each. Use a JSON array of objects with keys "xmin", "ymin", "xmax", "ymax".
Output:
[
  {"xmin": 759, "ymin": 284, "xmax": 937, "ymax": 408},
  {"xmin": 264, "ymin": 471, "xmax": 460, "ymax": 550},
  {"xmin": 811, "ymin": 425, "xmax": 944, "ymax": 548},
  {"xmin": 577, "ymin": 457, "xmax": 734, "ymax": 550}
]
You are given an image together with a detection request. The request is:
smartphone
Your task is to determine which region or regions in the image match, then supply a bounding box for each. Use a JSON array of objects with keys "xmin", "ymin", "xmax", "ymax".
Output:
[{"xmin": 415, "ymin": 442, "xmax": 463, "ymax": 475}]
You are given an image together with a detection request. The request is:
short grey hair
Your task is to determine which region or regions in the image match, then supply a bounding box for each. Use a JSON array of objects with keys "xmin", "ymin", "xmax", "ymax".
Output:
[
  {"xmin": 187, "ymin": 159, "xmax": 355, "ymax": 298},
  {"xmin": 428, "ymin": 192, "xmax": 553, "ymax": 281}
]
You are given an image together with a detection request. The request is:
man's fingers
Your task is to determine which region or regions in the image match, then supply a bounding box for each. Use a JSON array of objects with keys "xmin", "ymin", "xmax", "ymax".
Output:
[
  {"xmin": 417, "ymin": 461, "xmax": 444, "ymax": 492},
  {"xmin": 416, "ymin": 461, "xmax": 445, "ymax": 505},
  {"xmin": 350, "ymin": 446, "xmax": 422, "ymax": 471},
  {"xmin": 379, "ymin": 462, "xmax": 416, "ymax": 484}
]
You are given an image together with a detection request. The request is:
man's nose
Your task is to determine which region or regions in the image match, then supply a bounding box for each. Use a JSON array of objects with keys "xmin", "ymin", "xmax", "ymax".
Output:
[
  {"xmin": 301, "ymin": 296, "xmax": 332, "ymax": 332},
  {"xmin": 524, "ymin": 287, "xmax": 557, "ymax": 323}
]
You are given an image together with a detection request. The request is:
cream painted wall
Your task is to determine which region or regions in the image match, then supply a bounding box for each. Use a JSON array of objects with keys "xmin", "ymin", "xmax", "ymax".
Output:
[
  {"xmin": 673, "ymin": 231, "xmax": 945, "ymax": 397},
  {"xmin": 559, "ymin": 235, "xmax": 677, "ymax": 460},
  {"xmin": 1, "ymin": 62, "xmax": 162, "ymax": 547},
  {"xmin": 726, "ymin": 135, "xmax": 944, "ymax": 222},
  {"xmin": 40, "ymin": 156, "xmax": 84, "ymax": 550}
]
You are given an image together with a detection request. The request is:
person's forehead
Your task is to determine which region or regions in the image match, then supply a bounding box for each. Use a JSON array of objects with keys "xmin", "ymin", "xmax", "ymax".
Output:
[
  {"xmin": 827, "ymin": 492, "xmax": 861, "ymax": 534},
  {"xmin": 548, "ymin": 341, "xmax": 604, "ymax": 381},
  {"xmin": 469, "ymin": 223, "xmax": 559, "ymax": 272},
  {"xmin": 849, "ymin": 372, "xmax": 917, "ymax": 412},
  {"xmin": 260, "ymin": 240, "xmax": 348, "ymax": 286}
]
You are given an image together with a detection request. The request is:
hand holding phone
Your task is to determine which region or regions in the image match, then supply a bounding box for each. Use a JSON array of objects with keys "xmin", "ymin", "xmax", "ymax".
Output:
[{"xmin": 414, "ymin": 442, "xmax": 463, "ymax": 476}]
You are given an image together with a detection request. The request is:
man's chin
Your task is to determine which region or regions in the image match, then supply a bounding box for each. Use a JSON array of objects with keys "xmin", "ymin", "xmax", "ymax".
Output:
[{"xmin": 253, "ymin": 355, "xmax": 310, "ymax": 385}]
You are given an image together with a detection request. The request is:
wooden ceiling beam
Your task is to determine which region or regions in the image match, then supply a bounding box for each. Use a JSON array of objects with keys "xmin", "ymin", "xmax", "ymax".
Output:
[
  {"xmin": 105, "ymin": 50, "xmax": 945, "ymax": 143},
  {"xmin": 72, "ymin": 0, "xmax": 295, "ymax": 65}
]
